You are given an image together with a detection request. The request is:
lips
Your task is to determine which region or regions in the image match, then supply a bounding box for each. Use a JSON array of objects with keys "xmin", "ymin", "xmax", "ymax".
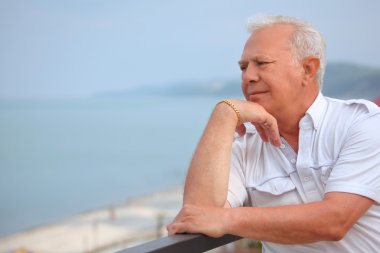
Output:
[
  {"xmin": 247, "ymin": 91, "xmax": 268, "ymax": 101},
  {"xmin": 250, "ymin": 91, "xmax": 268, "ymax": 96}
]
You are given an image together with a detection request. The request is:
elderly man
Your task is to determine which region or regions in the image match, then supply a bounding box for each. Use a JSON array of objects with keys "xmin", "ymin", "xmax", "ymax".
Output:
[{"xmin": 167, "ymin": 15, "xmax": 380, "ymax": 252}]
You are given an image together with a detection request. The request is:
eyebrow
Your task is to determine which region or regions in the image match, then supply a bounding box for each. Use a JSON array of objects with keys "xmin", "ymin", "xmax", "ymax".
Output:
[{"xmin": 238, "ymin": 56, "xmax": 277, "ymax": 65}]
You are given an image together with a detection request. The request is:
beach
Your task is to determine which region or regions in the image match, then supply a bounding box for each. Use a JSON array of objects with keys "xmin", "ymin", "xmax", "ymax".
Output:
[{"xmin": 0, "ymin": 187, "xmax": 183, "ymax": 253}]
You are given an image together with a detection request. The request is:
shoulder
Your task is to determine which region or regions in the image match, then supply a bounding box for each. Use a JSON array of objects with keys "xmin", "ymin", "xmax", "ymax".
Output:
[
  {"xmin": 324, "ymin": 97, "xmax": 380, "ymax": 126},
  {"xmin": 325, "ymin": 97, "xmax": 380, "ymax": 116},
  {"xmin": 325, "ymin": 97, "xmax": 380, "ymax": 148}
]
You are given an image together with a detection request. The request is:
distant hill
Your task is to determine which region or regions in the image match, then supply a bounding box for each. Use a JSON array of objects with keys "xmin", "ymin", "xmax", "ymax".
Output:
[
  {"xmin": 98, "ymin": 62, "xmax": 380, "ymax": 100},
  {"xmin": 322, "ymin": 62, "xmax": 380, "ymax": 100}
]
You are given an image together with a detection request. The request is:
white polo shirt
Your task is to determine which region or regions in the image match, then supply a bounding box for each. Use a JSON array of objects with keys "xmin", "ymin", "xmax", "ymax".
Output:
[{"xmin": 227, "ymin": 93, "xmax": 380, "ymax": 253}]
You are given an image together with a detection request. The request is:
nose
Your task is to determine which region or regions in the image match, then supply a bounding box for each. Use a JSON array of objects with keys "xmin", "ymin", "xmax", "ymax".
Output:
[{"xmin": 242, "ymin": 63, "xmax": 260, "ymax": 84}]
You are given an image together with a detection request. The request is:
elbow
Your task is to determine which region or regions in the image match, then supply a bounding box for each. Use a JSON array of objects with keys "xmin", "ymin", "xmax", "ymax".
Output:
[
  {"xmin": 318, "ymin": 206, "xmax": 355, "ymax": 242},
  {"xmin": 325, "ymin": 224, "xmax": 349, "ymax": 241},
  {"xmin": 328, "ymin": 229, "xmax": 346, "ymax": 241}
]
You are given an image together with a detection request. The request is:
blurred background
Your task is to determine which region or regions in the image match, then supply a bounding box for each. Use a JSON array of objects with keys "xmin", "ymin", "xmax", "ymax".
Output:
[{"xmin": 1, "ymin": 0, "xmax": 380, "ymax": 252}]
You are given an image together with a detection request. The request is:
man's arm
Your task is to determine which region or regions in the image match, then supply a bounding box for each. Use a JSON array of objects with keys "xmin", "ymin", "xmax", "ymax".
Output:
[
  {"xmin": 167, "ymin": 99, "xmax": 280, "ymax": 234},
  {"xmin": 168, "ymin": 192, "xmax": 373, "ymax": 243},
  {"xmin": 180, "ymin": 100, "xmax": 280, "ymax": 207},
  {"xmin": 227, "ymin": 192, "xmax": 373, "ymax": 243},
  {"xmin": 181, "ymin": 103, "xmax": 236, "ymax": 207}
]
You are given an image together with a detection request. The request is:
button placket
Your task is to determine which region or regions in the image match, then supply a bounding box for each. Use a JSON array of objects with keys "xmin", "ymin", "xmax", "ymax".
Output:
[
  {"xmin": 297, "ymin": 125, "xmax": 320, "ymax": 202},
  {"xmin": 278, "ymin": 137, "xmax": 308, "ymax": 202},
  {"xmin": 279, "ymin": 137, "xmax": 297, "ymax": 170}
]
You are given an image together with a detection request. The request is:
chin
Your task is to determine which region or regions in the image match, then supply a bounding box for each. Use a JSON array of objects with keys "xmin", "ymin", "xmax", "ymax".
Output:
[
  {"xmin": 248, "ymin": 96, "xmax": 263, "ymax": 104},
  {"xmin": 254, "ymin": 99, "xmax": 271, "ymax": 111}
]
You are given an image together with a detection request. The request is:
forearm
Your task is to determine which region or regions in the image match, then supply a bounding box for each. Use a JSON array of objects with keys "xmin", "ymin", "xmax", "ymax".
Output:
[
  {"xmin": 226, "ymin": 203, "xmax": 337, "ymax": 244},
  {"xmin": 226, "ymin": 192, "xmax": 373, "ymax": 244},
  {"xmin": 183, "ymin": 104, "xmax": 238, "ymax": 207}
]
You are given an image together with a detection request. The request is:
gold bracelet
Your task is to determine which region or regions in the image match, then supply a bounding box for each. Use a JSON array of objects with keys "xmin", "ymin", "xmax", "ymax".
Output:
[{"xmin": 218, "ymin": 99, "xmax": 241, "ymax": 123}]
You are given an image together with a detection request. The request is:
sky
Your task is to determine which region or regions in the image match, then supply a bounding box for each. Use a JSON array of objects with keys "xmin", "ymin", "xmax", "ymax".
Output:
[{"xmin": 0, "ymin": 0, "xmax": 379, "ymax": 99}]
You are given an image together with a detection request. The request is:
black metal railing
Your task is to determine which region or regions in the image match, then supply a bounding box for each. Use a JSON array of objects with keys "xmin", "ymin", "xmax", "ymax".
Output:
[{"xmin": 116, "ymin": 234, "xmax": 242, "ymax": 253}]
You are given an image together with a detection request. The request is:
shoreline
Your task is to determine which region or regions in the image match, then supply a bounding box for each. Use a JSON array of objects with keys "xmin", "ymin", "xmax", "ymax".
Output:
[{"xmin": 0, "ymin": 186, "xmax": 184, "ymax": 253}]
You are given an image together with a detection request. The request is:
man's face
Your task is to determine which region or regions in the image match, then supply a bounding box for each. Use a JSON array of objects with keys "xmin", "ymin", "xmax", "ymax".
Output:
[{"xmin": 239, "ymin": 24, "xmax": 304, "ymax": 116}]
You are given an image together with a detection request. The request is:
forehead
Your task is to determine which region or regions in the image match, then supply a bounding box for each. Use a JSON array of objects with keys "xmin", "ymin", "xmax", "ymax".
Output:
[{"xmin": 241, "ymin": 24, "xmax": 294, "ymax": 60}]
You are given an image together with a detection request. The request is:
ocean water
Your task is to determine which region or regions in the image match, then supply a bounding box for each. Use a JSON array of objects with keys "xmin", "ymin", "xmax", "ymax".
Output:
[{"xmin": 0, "ymin": 95, "xmax": 221, "ymax": 237}]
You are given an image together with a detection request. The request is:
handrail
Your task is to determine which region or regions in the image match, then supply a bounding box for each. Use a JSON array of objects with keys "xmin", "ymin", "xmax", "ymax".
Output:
[{"xmin": 116, "ymin": 234, "xmax": 242, "ymax": 253}]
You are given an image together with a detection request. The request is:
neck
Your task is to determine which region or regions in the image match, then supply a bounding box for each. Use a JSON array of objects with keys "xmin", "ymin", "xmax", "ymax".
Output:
[
  {"xmin": 277, "ymin": 115, "xmax": 300, "ymax": 152},
  {"xmin": 275, "ymin": 90, "xmax": 319, "ymax": 152}
]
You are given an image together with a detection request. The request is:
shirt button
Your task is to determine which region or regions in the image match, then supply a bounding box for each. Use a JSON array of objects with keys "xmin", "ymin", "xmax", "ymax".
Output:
[
  {"xmin": 303, "ymin": 176, "xmax": 310, "ymax": 182},
  {"xmin": 280, "ymin": 144, "xmax": 285, "ymax": 149},
  {"xmin": 290, "ymin": 158, "xmax": 296, "ymax": 164}
]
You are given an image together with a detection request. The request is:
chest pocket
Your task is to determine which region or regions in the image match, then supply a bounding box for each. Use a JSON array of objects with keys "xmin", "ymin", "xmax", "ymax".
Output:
[{"xmin": 247, "ymin": 177, "xmax": 302, "ymax": 207}]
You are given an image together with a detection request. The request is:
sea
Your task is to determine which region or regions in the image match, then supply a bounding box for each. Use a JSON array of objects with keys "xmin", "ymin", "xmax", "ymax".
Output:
[{"xmin": 0, "ymin": 95, "xmax": 222, "ymax": 237}]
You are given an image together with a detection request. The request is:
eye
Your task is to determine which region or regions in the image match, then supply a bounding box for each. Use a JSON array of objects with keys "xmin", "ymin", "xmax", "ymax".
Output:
[
  {"xmin": 256, "ymin": 61, "xmax": 269, "ymax": 66},
  {"xmin": 255, "ymin": 59, "xmax": 276, "ymax": 67},
  {"xmin": 239, "ymin": 65, "xmax": 247, "ymax": 72}
]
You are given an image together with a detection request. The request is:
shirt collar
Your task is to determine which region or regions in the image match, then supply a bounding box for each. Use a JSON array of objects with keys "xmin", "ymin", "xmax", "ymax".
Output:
[{"xmin": 299, "ymin": 92, "xmax": 327, "ymax": 131}]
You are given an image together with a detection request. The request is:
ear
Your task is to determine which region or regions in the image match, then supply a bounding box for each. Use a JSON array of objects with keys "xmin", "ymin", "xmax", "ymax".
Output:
[{"xmin": 302, "ymin": 56, "xmax": 320, "ymax": 86}]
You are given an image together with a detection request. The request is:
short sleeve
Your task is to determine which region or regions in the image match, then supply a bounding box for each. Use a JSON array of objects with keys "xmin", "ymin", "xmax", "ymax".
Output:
[
  {"xmin": 325, "ymin": 112, "xmax": 380, "ymax": 204},
  {"xmin": 227, "ymin": 135, "xmax": 248, "ymax": 207}
]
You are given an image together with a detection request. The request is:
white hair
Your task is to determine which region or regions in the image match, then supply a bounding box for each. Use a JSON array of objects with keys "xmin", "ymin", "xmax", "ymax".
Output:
[{"xmin": 247, "ymin": 15, "xmax": 327, "ymax": 88}]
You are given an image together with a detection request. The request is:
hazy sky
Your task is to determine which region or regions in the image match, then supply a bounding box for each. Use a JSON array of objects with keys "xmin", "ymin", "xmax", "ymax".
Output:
[{"xmin": 1, "ymin": 0, "xmax": 379, "ymax": 99}]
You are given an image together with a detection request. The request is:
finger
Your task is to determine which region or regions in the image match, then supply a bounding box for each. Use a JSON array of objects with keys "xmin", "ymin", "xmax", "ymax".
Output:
[
  {"xmin": 252, "ymin": 123, "xmax": 269, "ymax": 142},
  {"xmin": 167, "ymin": 222, "xmax": 179, "ymax": 235},
  {"xmin": 235, "ymin": 124, "xmax": 246, "ymax": 136},
  {"xmin": 167, "ymin": 222, "xmax": 189, "ymax": 235},
  {"xmin": 167, "ymin": 222, "xmax": 174, "ymax": 233},
  {"xmin": 261, "ymin": 117, "xmax": 281, "ymax": 147}
]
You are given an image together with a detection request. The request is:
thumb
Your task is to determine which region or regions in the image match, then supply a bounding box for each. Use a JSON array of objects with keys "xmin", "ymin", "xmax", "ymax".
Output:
[{"xmin": 236, "ymin": 124, "xmax": 246, "ymax": 136}]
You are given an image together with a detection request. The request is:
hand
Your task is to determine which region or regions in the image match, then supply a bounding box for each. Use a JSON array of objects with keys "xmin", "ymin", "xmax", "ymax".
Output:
[
  {"xmin": 219, "ymin": 99, "xmax": 281, "ymax": 147},
  {"xmin": 167, "ymin": 204, "xmax": 228, "ymax": 238}
]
